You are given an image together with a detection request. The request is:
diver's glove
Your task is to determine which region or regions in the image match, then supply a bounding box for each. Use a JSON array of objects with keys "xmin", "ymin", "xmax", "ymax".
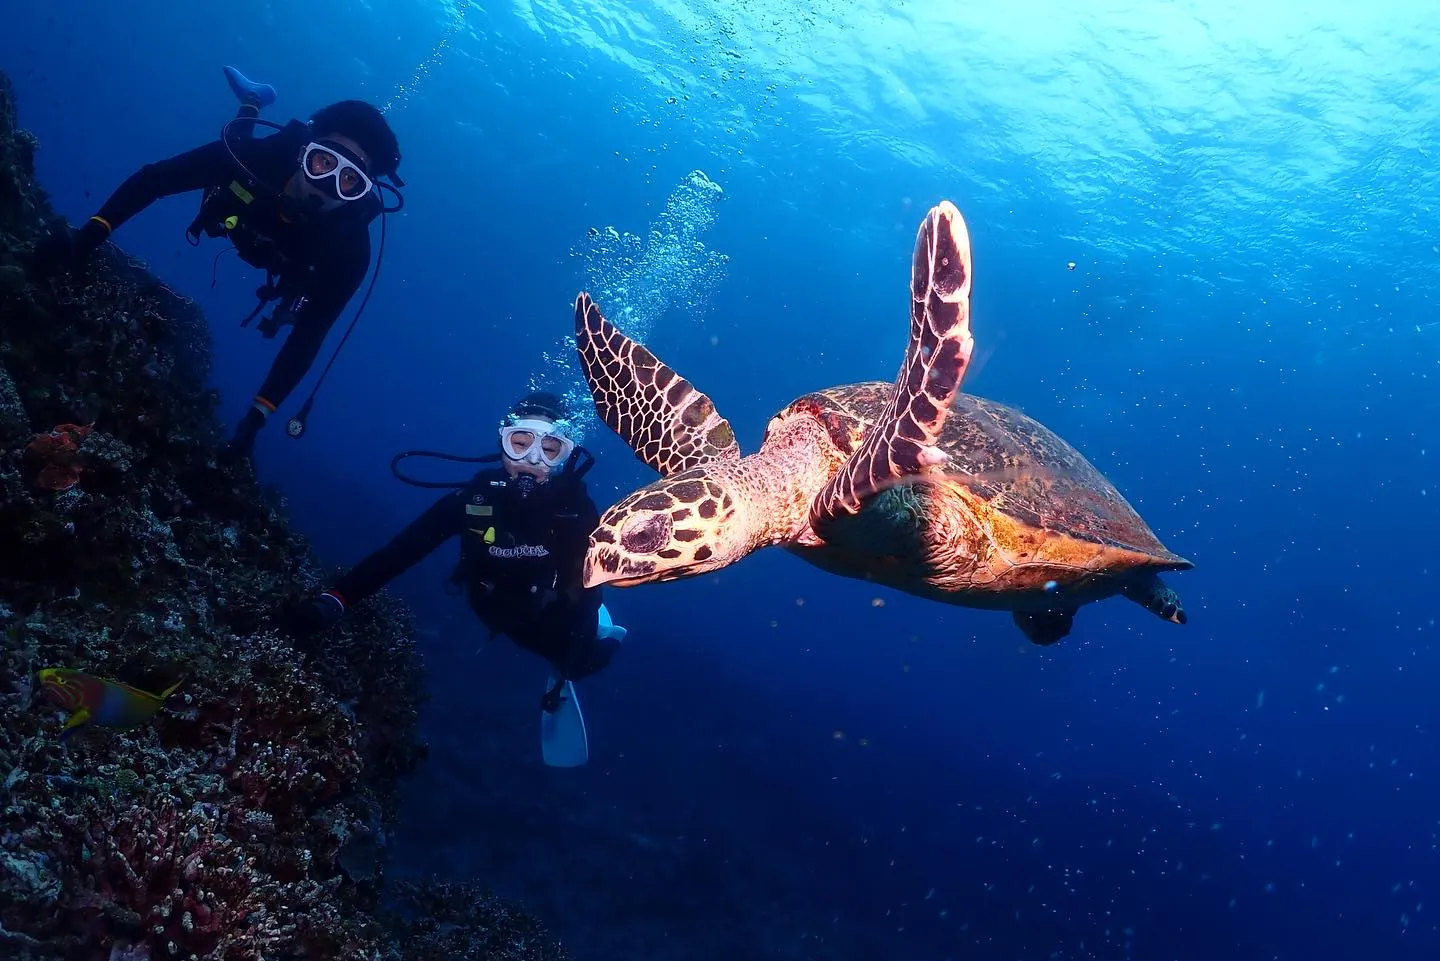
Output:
[
  {"xmin": 280, "ymin": 591, "xmax": 346, "ymax": 638},
  {"xmin": 30, "ymin": 217, "xmax": 110, "ymax": 278}
]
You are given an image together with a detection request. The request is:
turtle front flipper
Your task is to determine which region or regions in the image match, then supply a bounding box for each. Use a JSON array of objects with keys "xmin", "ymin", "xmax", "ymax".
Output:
[
  {"xmin": 573, "ymin": 292, "xmax": 741, "ymax": 477},
  {"xmin": 1120, "ymin": 573, "xmax": 1188, "ymax": 625},
  {"xmin": 810, "ymin": 201, "xmax": 976, "ymax": 536}
]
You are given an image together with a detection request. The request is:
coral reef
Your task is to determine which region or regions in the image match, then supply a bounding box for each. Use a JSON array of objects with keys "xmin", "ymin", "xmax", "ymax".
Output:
[
  {"xmin": 385, "ymin": 880, "xmax": 569, "ymax": 961},
  {"xmin": 0, "ymin": 71, "xmax": 566, "ymax": 960}
]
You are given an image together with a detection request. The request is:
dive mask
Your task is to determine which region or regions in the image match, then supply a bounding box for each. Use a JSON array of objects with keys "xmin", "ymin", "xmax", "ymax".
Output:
[
  {"xmin": 300, "ymin": 141, "xmax": 373, "ymax": 201},
  {"xmin": 499, "ymin": 418, "xmax": 575, "ymax": 469}
]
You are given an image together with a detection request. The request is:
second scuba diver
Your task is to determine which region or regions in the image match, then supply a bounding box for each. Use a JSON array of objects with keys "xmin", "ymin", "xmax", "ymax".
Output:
[
  {"xmin": 30, "ymin": 66, "xmax": 404, "ymax": 459},
  {"xmin": 279, "ymin": 391, "xmax": 626, "ymax": 766}
]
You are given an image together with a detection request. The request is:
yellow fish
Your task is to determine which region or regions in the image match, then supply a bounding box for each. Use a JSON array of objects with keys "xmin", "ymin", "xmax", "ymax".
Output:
[{"xmin": 36, "ymin": 668, "xmax": 183, "ymax": 738}]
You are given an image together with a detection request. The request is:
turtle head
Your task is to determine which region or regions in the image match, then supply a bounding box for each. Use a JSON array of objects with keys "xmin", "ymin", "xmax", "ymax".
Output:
[{"xmin": 583, "ymin": 468, "xmax": 749, "ymax": 588}]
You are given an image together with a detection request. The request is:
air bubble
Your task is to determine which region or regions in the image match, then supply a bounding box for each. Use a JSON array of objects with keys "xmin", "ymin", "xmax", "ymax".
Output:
[{"xmin": 531, "ymin": 170, "xmax": 730, "ymax": 440}]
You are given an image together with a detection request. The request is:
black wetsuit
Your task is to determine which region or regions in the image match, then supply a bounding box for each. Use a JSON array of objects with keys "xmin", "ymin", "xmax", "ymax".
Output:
[
  {"xmin": 329, "ymin": 467, "xmax": 616, "ymax": 681},
  {"xmin": 89, "ymin": 124, "xmax": 377, "ymax": 413}
]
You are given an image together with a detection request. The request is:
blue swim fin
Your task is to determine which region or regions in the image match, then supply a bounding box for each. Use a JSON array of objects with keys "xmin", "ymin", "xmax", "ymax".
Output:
[
  {"xmin": 540, "ymin": 678, "xmax": 588, "ymax": 767},
  {"xmin": 539, "ymin": 605, "xmax": 625, "ymax": 767},
  {"xmin": 597, "ymin": 603, "xmax": 627, "ymax": 643},
  {"xmin": 223, "ymin": 66, "xmax": 277, "ymax": 109}
]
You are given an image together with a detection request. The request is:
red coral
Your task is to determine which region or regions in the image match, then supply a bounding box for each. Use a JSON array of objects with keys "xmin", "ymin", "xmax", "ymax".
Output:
[
  {"xmin": 5, "ymin": 638, "xmax": 376, "ymax": 958},
  {"xmin": 24, "ymin": 421, "xmax": 94, "ymax": 491},
  {"xmin": 73, "ymin": 796, "xmax": 268, "ymax": 957},
  {"xmin": 62, "ymin": 789, "xmax": 375, "ymax": 960},
  {"xmin": 172, "ymin": 649, "xmax": 364, "ymax": 825}
]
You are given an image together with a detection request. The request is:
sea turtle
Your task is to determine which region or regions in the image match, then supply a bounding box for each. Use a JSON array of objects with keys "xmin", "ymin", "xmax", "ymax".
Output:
[{"xmin": 570, "ymin": 200, "xmax": 1192, "ymax": 645}]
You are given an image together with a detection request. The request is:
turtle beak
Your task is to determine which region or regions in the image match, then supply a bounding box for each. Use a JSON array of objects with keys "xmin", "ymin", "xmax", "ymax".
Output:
[
  {"xmin": 583, "ymin": 544, "xmax": 657, "ymax": 589},
  {"xmin": 581, "ymin": 559, "xmax": 612, "ymax": 589}
]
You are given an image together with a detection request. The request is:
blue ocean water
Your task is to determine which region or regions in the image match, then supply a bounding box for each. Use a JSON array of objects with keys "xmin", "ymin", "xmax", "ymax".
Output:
[{"xmin": 6, "ymin": 1, "xmax": 1439, "ymax": 958}]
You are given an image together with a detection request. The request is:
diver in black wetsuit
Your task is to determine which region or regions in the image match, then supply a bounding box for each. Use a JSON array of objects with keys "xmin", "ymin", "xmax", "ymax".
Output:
[
  {"xmin": 280, "ymin": 391, "xmax": 623, "ymax": 691},
  {"xmin": 29, "ymin": 67, "xmax": 404, "ymax": 458}
]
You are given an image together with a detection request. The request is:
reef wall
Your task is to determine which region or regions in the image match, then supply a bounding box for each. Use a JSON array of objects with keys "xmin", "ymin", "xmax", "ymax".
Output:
[{"xmin": 0, "ymin": 70, "xmax": 566, "ymax": 961}]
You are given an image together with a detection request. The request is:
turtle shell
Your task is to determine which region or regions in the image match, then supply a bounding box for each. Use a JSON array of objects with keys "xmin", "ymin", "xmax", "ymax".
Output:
[{"xmin": 787, "ymin": 381, "xmax": 1188, "ymax": 565}]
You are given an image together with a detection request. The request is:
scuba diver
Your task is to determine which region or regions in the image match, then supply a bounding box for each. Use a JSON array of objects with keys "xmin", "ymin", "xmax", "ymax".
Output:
[
  {"xmin": 279, "ymin": 391, "xmax": 627, "ymax": 767},
  {"xmin": 29, "ymin": 66, "xmax": 404, "ymax": 459}
]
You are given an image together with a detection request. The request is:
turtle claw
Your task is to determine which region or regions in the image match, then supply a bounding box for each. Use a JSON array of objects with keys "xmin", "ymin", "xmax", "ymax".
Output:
[{"xmin": 918, "ymin": 445, "xmax": 947, "ymax": 468}]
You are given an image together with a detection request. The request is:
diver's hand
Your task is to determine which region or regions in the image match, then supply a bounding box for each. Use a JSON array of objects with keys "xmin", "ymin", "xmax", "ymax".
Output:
[
  {"xmin": 29, "ymin": 219, "xmax": 108, "ymax": 278},
  {"xmin": 279, "ymin": 592, "xmax": 345, "ymax": 638}
]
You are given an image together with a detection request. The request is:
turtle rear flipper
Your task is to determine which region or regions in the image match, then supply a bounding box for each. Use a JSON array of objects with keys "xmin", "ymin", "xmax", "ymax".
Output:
[
  {"xmin": 1013, "ymin": 609, "xmax": 1076, "ymax": 645},
  {"xmin": 810, "ymin": 201, "xmax": 976, "ymax": 536},
  {"xmin": 1120, "ymin": 573, "xmax": 1188, "ymax": 625},
  {"xmin": 573, "ymin": 292, "xmax": 740, "ymax": 477}
]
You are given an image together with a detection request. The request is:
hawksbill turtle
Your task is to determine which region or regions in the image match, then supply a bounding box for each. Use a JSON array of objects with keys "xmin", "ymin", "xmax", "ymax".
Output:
[{"xmin": 570, "ymin": 200, "xmax": 1192, "ymax": 645}]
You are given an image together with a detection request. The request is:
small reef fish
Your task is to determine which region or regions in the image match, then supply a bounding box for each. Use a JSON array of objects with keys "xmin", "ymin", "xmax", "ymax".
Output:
[{"xmin": 36, "ymin": 668, "xmax": 183, "ymax": 738}]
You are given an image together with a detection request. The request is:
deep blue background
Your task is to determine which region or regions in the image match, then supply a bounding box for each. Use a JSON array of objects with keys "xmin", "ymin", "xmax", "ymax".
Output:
[{"xmin": 6, "ymin": 2, "xmax": 1439, "ymax": 959}]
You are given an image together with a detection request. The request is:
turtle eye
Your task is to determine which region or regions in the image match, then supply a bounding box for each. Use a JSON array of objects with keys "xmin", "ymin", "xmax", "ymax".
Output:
[{"xmin": 620, "ymin": 512, "xmax": 672, "ymax": 555}]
